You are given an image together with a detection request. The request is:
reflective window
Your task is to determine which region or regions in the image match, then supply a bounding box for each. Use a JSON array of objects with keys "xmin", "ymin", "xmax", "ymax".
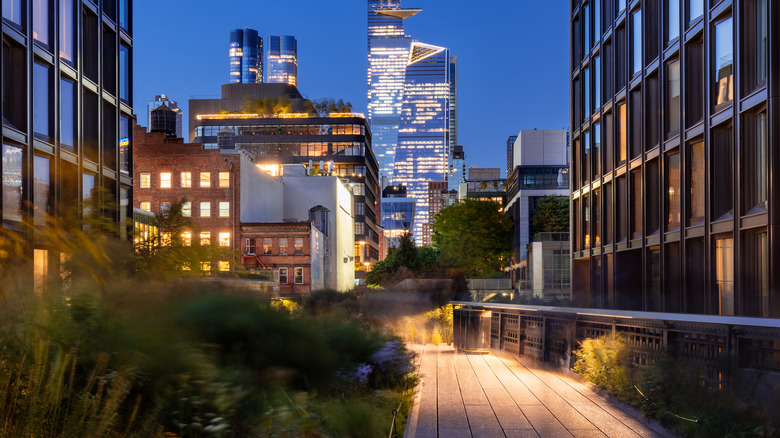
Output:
[
  {"xmin": 618, "ymin": 0, "xmax": 626, "ymax": 13},
  {"xmin": 119, "ymin": 44, "xmax": 129, "ymax": 101},
  {"xmin": 140, "ymin": 201, "xmax": 150, "ymax": 211},
  {"xmin": 33, "ymin": 155, "xmax": 50, "ymax": 220},
  {"xmin": 742, "ymin": 111, "xmax": 767, "ymax": 214},
  {"xmin": 181, "ymin": 172, "xmax": 191, "ymax": 188},
  {"xmin": 82, "ymin": 173, "xmax": 95, "ymax": 216},
  {"xmin": 688, "ymin": 140, "xmax": 705, "ymax": 225},
  {"xmin": 715, "ymin": 236, "xmax": 734, "ymax": 315},
  {"xmin": 200, "ymin": 172, "xmax": 210, "ymax": 187},
  {"xmin": 181, "ymin": 231, "xmax": 191, "ymax": 246},
  {"xmin": 219, "ymin": 232, "xmax": 230, "ymax": 247},
  {"xmin": 667, "ymin": 0, "xmax": 680, "ymax": 42},
  {"xmin": 200, "ymin": 231, "xmax": 210, "ymax": 246},
  {"xmin": 139, "ymin": 172, "xmax": 150, "ymax": 188},
  {"xmin": 219, "ymin": 171, "xmax": 230, "ymax": 187},
  {"xmin": 263, "ymin": 238, "xmax": 272, "ymax": 254},
  {"xmin": 742, "ymin": 230, "xmax": 768, "ymax": 317},
  {"xmin": 666, "ymin": 59, "xmax": 681, "ymax": 136},
  {"xmin": 60, "ymin": 78, "xmax": 76, "ymax": 152},
  {"xmin": 279, "ymin": 238, "xmax": 288, "ymax": 255},
  {"xmin": 631, "ymin": 170, "xmax": 641, "ymax": 239},
  {"xmin": 182, "ymin": 202, "xmax": 191, "ymax": 217},
  {"xmin": 593, "ymin": 122, "xmax": 601, "ymax": 178},
  {"xmin": 584, "ymin": 3, "xmax": 590, "ymax": 50},
  {"xmin": 119, "ymin": 0, "xmax": 129, "ymax": 30},
  {"xmin": 712, "ymin": 124, "xmax": 733, "ymax": 220},
  {"xmin": 689, "ymin": 0, "xmax": 703, "ymax": 23},
  {"xmin": 33, "ymin": 62, "xmax": 51, "ymax": 139},
  {"xmin": 713, "ymin": 17, "xmax": 733, "ymax": 107},
  {"xmin": 741, "ymin": 0, "xmax": 767, "ymax": 94},
  {"xmin": 119, "ymin": 116, "xmax": 130, "ymax": 174},
  {"xmin": 294, "ymin": 238, "xmax": 303, "ymax": 255},
  {"xmin": 2, "ymin": 0, "xmax": 22, "ymax": 25},
  {"xmin": 200, "ymin": 201, "xmax": 210, "ymax": 217},
  {"xmin": 632, "ymin": 9, "xmax": 642, "ymax": 76},
  {"xmin": 160, "ymin": 202, "xmax": 171, "ymax": 212},
  {"xmin": 59, "ymin": 0, "xmax": 74, "ymax": 63},
  {"xmin": 33, "ymin": 0, "xmax": 49, "ymax": 44},
  {"xmin": 279, "ymin": 267, "xmax": 288, "ymax": 284},
  {"xmin": 594, "ymin": 55, "xmax": 601, "ymax": 110},
  {"xmin": 160, "ymin": 172, "xmax": 171, "ymax": 188},
  {"xmin": 618, "ymin": 103, "xmax": 627, "ymax": 162},
  {"xmin": 584, "ymin": 67, "xmax": 590, "ymax": 117},
  {"xmin": 666, "ymin": 152, "xmax": 680, "ymax": 229},
  {"xmin": 2, "ymin": 143, "xmax": 23, "ymax": 221},
  {"xmin": 593, "ymin": 0, "xmax": 600, "ymax": 42}
]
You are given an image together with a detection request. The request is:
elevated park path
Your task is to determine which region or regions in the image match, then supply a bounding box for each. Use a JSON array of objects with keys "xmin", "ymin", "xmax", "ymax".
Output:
[{"xmin": 404, "ymin": 344, "xmax": 672, "ymax": 438}]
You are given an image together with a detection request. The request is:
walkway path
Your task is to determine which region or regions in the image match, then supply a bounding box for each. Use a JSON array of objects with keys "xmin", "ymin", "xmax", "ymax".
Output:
[{"xmin": 405, "ymin": 344, "xmax": 671, "ymax": 438}]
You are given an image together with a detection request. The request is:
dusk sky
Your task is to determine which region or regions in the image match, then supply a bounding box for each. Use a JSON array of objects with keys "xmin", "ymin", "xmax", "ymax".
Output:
[{"xmin": 134, "ymin": 1, "xmax": 569, "ymax": 177}]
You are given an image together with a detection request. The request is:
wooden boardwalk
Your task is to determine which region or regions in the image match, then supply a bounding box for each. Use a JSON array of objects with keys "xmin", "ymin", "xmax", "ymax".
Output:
[{"xmin": 405, "ymin": 344, "xmax": 671, "ymax": 438}]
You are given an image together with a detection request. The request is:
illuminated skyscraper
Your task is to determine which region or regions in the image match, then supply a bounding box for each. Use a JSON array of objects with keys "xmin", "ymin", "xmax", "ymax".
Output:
[
  {"xmin": 229, "ymin": 28, "xmax": 263, "ymax": 84},
  {"xmin": 394, "ymin": 42, "xmax": 450, "ymax": 243},
  {"xmin": 267, "ymin": 35, "xmax": 298, "ymax": 86},
  {"xmin": 367, "ymin": 0, "xmax": 420, "ymax": 183}
]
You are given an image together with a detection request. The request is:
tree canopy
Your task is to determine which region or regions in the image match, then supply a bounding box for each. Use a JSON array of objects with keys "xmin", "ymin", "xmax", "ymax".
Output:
[
  {"xmin": 432, "ymin": 200, "xmax": 511, "ymax": 277},
  {"xmin": 365, "ymin": 232, "xmax": 441, "ymax": 285},
  {"xmin": 531, "ymin": 196, "xmax": 569, "ymax": 237}
]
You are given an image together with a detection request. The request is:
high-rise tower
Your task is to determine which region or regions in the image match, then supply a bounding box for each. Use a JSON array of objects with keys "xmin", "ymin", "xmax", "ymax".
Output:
[
  {"xmin": 267, "ymin": 35, "xmax": 298, "ymax": 86},
  {"xmin": 367, "ymin": 0, "xmax": 420, "ymax": 183},
  {"xmin": 229, "ymin": 28, "xmax": 263, "ymax": 84}
]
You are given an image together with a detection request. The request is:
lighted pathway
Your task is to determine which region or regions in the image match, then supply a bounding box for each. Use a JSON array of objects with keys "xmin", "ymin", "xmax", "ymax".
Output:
[{"xmin": 405, "ymin": 344, "xmax": 672, "ymax": 438}]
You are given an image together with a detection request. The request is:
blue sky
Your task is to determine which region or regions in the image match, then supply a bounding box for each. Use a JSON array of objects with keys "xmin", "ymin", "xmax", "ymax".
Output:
[{"xmin": 133, "ymin": 1, "xmax": 569, "ymax": 177}]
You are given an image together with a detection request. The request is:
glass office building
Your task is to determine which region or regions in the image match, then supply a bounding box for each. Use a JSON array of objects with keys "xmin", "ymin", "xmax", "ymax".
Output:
[
  {"xmin": 570, "ymin": 0, "xmax": 778, "ymax": 317},
  {"xmin": 229, "ymin": 28, "xmax": 263, "ymax": 84},
  {"xmin": 367, "ymin": 0, "xmax": 420, "ymax": 183},
  {"xmin": 2, "ymin": 0, "xmax": 133, "ymax": 288},
  {"xmin": 267, "ymin": 35, "xmax": 297, "ymax": 86},
  {"xmin": 394, "ymin": 43, "xmax": 450, "ymax": 243}
]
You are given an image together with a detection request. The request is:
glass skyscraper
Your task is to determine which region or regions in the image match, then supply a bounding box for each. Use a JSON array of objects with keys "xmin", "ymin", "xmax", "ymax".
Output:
[
  {"xmin": 394, "ymin": 43, "xmax": 450, "ymax": 243},
  {"xmin": 267, "ymin": 35, "xmax": 298, "ymax": 86},
  {"xmin": 229, "ymin": 28, "xmax": 263, "ymax": 84},
  {"xmin": 367, "ymin": 0, "xmax": 419, "ymax": 183}
]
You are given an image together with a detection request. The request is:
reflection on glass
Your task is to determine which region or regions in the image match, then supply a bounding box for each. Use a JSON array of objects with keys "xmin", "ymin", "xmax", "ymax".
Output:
[
  {"xmin": 743, "ymin": 112, "xmax": 767, "ymax": 213},
  {"xmin": 593, "ymin": 0, "xmax": 600, "ymax": 42},
  {"xmin": 714, "ymin": 17, "xmax": 733, "ymax": 106},
  {"xmin": 584, "ymin": 67, "xmax": 591, "ymax": 116},
  {"xmin": 618, "ymin": 0, "xmax": 626, "ymax": 13},
  {"xmin": 33, "ymin": 62, "xmax": 50, "ymax": 138},
  {"xmin": 120, "ymin": 116, "xmax": 130, "ymax": 174},
  {"xmin": 34, "ymin": 155, "xmax": 50, "ymax": 219},
  {"xmin": 584, "ymin": 3, "xmax": 590, "ymax": 50},
  {"xmin": 584, "ymin": 130, "xmax": 591, "ymax": 183},
  {"xmin": 756, "ymin": 0, "xmax": 767, "ymax": 87},
  {"xmin": 120, "ymin": 45, "xmax": 129, "ymax": 101},
  {"xmin": 33, "ymin": 0, "xmax": 49, "ymax": 44},
  {"xmin": 119, "ymin": 0, "xmax": 129, "ymax": 30},
  {"xmin": 593, "ymin": 122, "xmax": 601, "ymax": 177},
  {"xmin": 668, "ymin": 0, "xmax": 679, "ymax": 42},
  {"xmin": 594, "ymin": 55, "xmax": 601, "ymax": 110},
  {"xmin": 632, "ymin": 9, "xmax": 642, "ymax": 75},
  {"xmin": 666, "ymin": 153, "xmax": 680, "ymax": 229},
  {"xmin": 2, "ymin": 143, "xmax": 23, "ymax": 221},
  {"xmin": 689, "ymin": 0, "xmax": 703, "ymax": 22},
  {"xmin": 715, "ymin": 236, "xmax": 734, "ymax": 315},
  {"xmin": 2, "ymin": 0, "xmax": 22, "ymax": 25},
  {"xmin": 667, "ymin": 60, "xmax": 680, "ymax": 134},
  {"xmin": 60, "ymin": 78, "xmax": 75, "ymax": 151},
  {"xmin": 618, "ymin": 103, "xmax": 627, "ymax": 162},
  {"xmin": 689, "ymin": 141, "xmax": 705, "ymax": 224},
  {"xmin": 59, "ymin": 0, "xmax": 74, "ymax": 62}
]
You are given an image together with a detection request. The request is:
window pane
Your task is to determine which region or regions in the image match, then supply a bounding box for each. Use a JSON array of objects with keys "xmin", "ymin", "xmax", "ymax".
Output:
[
  {"xmin": 593, "ymin": 0, "xmax": 600, "ymax": 42},
  {"xmin": 294, "ymin": 238, "xmax": 303, "ymax": 255},
  {"xmin": 618, "ymin": 0, "xmax": 626, "ymax": 13},
  {"xmin": 120, "ymin": 116, "xmax": 130, "ymax": 174},
  {"xmin": 593, "ymin": 122, "xmax": 601, "ymax": 178},
  {"xmin": 219, "ymin": 171, "xmax": 230, "ymax": 187},
  {"xmin": 668, "ymin": 0, "xmax": 679, "ymax": 42},
  {"xmin": 200, "ymin": 172, "xmax": 210, "ymax": 187},
  {"xmin": 263, "ymin": 238, "xmax": 272, "ymax": 254},
  {"xmin": 742, "ymin": 112, "xmax": 767, "ymax": 213},
  {"xmin": 200, "ymin": 232, "xmax": 210, "ymax": 246},
  {"xmin": 712, "ymin": 125, "xmax": 733, "ymax": 220},
  {"xmin": 584, "ymin": 67, "xmax": 590, "ymax": 117},
  {"xmin": 59, "ymin": 0, "xmax": 74, "ymax": 63},
  {"xmin": 631, "ymin": 170, "xmax": 641, "ymax": 239},
  {"xmin": 279, "ymin": 268, "xmax": 288, "ymax": 284},
  {"xmin": 741, "ymin": 0, "xmax": 767, "ymax": 93},
  {"xmin": 119, "ymin": 45, "xmax": 129, "ymax": 101},
  {"xmin": 60, "ymin": 78, "xmax": 75, "ymax": 151},
  {"xmin": 584, "ymin": 194, "xmax": 590, "ymax": 248},
  {"xmin": 279, "ymin": 238, "xmax": 288, "ymax": 254},
  {"xmin": 689, "ymin": 0, "xmax": 703, "ymax": 22},
  {"xmin": 618, "ymin": 103, "xmax": 627, "ymax": 162},
  {"xmin": 200, "ymin": 201, "xmax": 210, "ymax": 217},
  {"xmin": 584, "ymin": 3, "xmax": 590, "ymax": 50},
  {"xmin": 2, "ymin": 143, "xmax": 23, "ymax": 222},
  {"xmin": 594, "ymin": 55, "xmax": 601, "ymax": 110},
  {"xmin": 139, "ymin": 172, "xmax": 150, "ymax": 188},
  {"xmin": 632, "ymin": 9, "xmax": 642, "ymax": 75},
  {"xmin": 715, "ymin": 236, "xmax": 734, "ymax": 315},
  {"xmin": 119, "ymin": 0, "xmax": 129, "ymax": 30},
  {"xmin": 666, "ymin": 60, "xmax": 681, "ymax": 136},
  {"xmin": 160, "ymin": 172, "xmax": 171, "ymax": 188},
  {"xmin": 33, "ymin": 62, "xmax": 50, "ymax": 139},
  {"xmin": 666, "ymin": 152, "xmax": 680, "ymax": 229},
  {"xmin": 181, "ymin": 172, "xmax": 191, "ymax": 187},
  {"xmin": 182, "ymin": 201, "xmax": 191, "ymax": 217},
  {"xmin": 294, "ymin": 267, "xmax": 303, "ymax": 284},
  {"xmin": 33, "ymin": 155, "xmax": 50, "ymax": 219},
  {"xmin": 219, "ymin": 232, "xmax": 230, "ymax": 247},
  {"xmin": 2, "ymin": 0, "xmax": 22, "ymax": 24},
  {"xmin": 219, "ymin": 201, "xmax": 229, "ymax": 217},
  {"xmin": 689, "ymin": 140, "xmax": 705, "ymax": 224},
  {"xmin": 33, "ymin": 0, "xmax": 49, "ymax": 44},
  {"xmin": 714, "ymin": 17, "xmax": 733, "ymax": 107}
]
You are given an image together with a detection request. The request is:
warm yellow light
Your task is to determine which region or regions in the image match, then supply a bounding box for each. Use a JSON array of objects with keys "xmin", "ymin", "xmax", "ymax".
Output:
[
  {"xmin": 277, "ymin": 113, "xmax": 311, "ymax": 118},
  {"xmin": 328, "ymin": 112, "xmax": 366, "ymax": 118}
]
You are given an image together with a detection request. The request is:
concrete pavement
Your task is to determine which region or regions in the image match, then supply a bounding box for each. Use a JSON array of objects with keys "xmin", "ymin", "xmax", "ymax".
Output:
[{"xmin": 405, "ymin": 344, "xmax": 672, "ymax": 438}]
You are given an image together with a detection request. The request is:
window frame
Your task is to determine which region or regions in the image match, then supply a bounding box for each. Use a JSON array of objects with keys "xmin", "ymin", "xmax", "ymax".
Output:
[
  {"xmin": 200, "ymin": 172, "xmax": 211, "ymax": 187},
  {"xmin": 279, "ymin": 267, "xmax": 288, "ymax": 284},
  {"xmin": 181, "ymin": 171, "xmax": 192, "ymax": 188},
  {"xmin": 200, "ymin": 201, "xmax": 211, "ymax": 217},
  {"xmin": 139, "ymin": 172, "xmax": 150, "ymax": 188},
  {"xmin": 294, "ymin": 267, "xmax": 304, "ymax": 284}
]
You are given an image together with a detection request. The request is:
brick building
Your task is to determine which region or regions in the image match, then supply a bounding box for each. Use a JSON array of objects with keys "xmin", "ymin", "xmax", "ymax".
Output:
[
  {"xmin": 425, "ymin": 181, "xmax": 458, "ymax": 245},
  {"xmin": 241, "ymin": 221, "xmax": 325, "ymax": 295},
  {"xmin": 133, "ymin": 123, "xmax": 241, "ymax": 268}
]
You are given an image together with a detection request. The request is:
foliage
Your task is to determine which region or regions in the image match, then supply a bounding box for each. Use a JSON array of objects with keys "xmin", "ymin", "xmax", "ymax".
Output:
[
  {"xmin": 531, "ymin": 195, "xmax": 569, "ymax": 236},
  {"xmin": 366, "ymin": 232, "xmax": 442, "ymax": 286},
  {"xmin": 573, "ymin": 335, "xmax": 778, "ymax": 437},
  {"xmin": 311, "ymin": 98, "xmax": 353, "ymax": 116},
  {"xmin": 432, "ymin": 199, "xmax": 512, "ymax": 277},
  {"xmin": 240, "ymin": 96, "xmax": 294, "ymax": 115}
]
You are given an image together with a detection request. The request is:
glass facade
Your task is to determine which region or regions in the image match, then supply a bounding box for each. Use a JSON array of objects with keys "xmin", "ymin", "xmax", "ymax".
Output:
[
  {"xmin": 394, "ymin": 43, "xmax": 450, "ymax": 243},
  {"xmin": 229, "ymin": 28, "xmax": 263, "ymax": 84},
  {"xmin": 570, "ymin": 0, "xmax": 778, "ymax": 317},
  {"xmin": 267, "ymin": 35, "xmax": 297, "ymax": 86}
]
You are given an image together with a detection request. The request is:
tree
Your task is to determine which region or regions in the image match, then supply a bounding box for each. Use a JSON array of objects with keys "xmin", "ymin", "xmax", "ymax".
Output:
[
  {"xmin": 432, "ymin": 199, "xmax": 511, "ymax": 278},
  {"xmin": 531, "ymin": 196, "xmax": 569, "ymax": 237},
  {"xmin": 365, "ymin": 232, "xmax": 442, "ymax": 285}
]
